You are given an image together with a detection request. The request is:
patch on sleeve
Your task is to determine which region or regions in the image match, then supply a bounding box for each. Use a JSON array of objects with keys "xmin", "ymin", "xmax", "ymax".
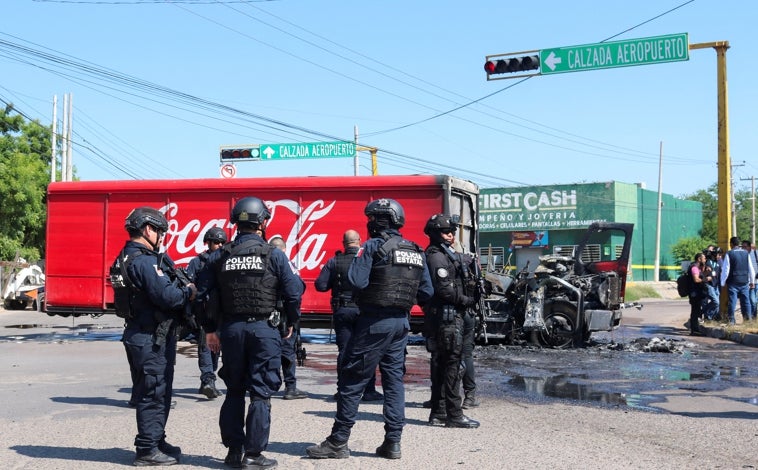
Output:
[
  {"xmin": 355, "ymin": 247, "xmax": 364, "ymax": 257},
  {"xmin": 436, "ymin": 267, "xmax": 449, "ymax": 279},
  {"xmin": 153, "ymin": 264, "xmax": 165, "ymax": 277}
]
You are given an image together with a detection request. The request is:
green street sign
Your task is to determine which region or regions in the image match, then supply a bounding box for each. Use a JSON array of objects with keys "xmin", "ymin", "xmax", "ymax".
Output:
[
  {"xmin": 539, "ymin": 33, "xmax": 689, "ymax": 75},
  {"xmin": 259, "ymin": 141, "xmax": 355, "ymax": 160}
]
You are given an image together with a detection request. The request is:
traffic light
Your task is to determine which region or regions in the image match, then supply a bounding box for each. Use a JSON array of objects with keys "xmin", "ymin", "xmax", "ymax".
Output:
[
  {"xmin": 484, "ymin": 54, "xmax": 540, "ymax": 79},
  {"xmin": 219, "ymin": 145, "xmax": 261, "ymax": 162}
]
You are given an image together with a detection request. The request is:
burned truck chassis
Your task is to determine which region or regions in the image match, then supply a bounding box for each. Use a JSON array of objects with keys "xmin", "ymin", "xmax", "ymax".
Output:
[{"xmin": 476, "ymin": 222, "xmax": 634, "ymax": 349}]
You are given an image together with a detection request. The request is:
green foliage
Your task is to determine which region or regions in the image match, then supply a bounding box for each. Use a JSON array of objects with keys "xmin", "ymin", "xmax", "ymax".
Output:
[
  {"xmin": 681, "ymin": 182, "xmax": 754, "ymax": 245},
  {"xmin": 671, "ymin": 236, "xmax": 712, "ymax": 266},
  {"xmin": 0, "ymin": 104, "xmax": 50, "ymax": 261}
]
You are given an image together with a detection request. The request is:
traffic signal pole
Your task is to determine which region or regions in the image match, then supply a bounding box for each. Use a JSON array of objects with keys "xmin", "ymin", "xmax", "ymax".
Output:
[{"xmin": 690, "ymin": 41, "xmax": 731, "ymax": 251}]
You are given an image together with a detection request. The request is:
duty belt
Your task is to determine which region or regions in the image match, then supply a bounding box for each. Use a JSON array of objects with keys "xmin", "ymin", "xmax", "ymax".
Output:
[{"xmin": 229, "ymin": 314, "xmax": 270, "ymax": 322}]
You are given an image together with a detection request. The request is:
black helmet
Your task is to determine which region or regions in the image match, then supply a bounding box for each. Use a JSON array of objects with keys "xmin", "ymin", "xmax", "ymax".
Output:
[
  {"xmin": 231, "ymin": 197, "xmax": 271, "ymax": 226},
  {"xmin": 424, "ymin": 213, "xmax": 459, "ymax": 236},
  {"xmin": 364, "ymin": 198, "xmax": 405, "ymax": 228},
  {"xmin": 203, "ymin": 227, "xmax": 228, "ymax": 244},
  {"xmin": 125, "ymin": 207, "xmax": 168, "ymax": 233}
]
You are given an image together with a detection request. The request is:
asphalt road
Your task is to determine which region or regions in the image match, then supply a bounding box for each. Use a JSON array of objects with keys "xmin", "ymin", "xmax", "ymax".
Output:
[{"xmin": 0, "ymin": 303, "xmax": 756, "ymax": 469}]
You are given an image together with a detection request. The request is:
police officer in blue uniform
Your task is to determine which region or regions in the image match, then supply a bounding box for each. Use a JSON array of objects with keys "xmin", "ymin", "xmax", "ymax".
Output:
[
  {"xmin": 423, "ymin": 213, "xmax": 480, "ymax": 429},
  {"xmin": 186, "ymin": 227, "xmax": 227, "ymax": 400},
  {"xmin": 307, "ymin": 198, "xmax": 433, "ymax": 461},
  {"xmin": 196, "ymin": 197, "xmax": 303, "ymax": 470},
  {"xmin": 314, "ymin": 229, "xmax": 384, "ymax": 402},
  {"xmin": 116, "ymin": 207, "xmax": 197, "ymax": 466},
  {"xmin": 268, "ymin": 236, "xmax": 308, "ymax": 400}
]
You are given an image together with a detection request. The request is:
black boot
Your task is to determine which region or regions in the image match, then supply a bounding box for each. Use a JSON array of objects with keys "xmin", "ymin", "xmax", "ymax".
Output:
[
  {"xmin": 305, "ymin": 438, "xmax": 350, "ymax": 459},
  {"xmin": 133, "ymin": 449, "xmax": 177, "ymax": 466},
  {"xmin": 446, "ymin": 415, "xmax": 480, "ymax": 428},
  {"xmin": 224, "ymin": 446, "xmax": 244, "ymax": 468},
  {"xmin": 375, "ymin": 439, "xmax": 401, "ymax": 459},
  {"xmin": 241, "ymin": 453, "xmax": 277, "ymax": 469}
]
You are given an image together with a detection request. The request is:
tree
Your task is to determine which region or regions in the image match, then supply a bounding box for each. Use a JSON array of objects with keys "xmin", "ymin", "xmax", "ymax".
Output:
[
  {"xmin": 0, "ymin": 104, "xmax": 51, "ymax": 261},
  {"xmin": 681, "ymin": 182, "xmax": 754, "ymax": 249}
]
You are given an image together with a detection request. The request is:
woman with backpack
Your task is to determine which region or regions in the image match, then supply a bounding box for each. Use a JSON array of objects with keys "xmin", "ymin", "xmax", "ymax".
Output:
[{"xmin": 688, "ymin": 252, "xmax": 709, "ymax": 336}]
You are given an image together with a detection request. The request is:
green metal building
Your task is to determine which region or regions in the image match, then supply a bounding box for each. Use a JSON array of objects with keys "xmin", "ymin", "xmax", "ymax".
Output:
[{"xmin": 477, "ymin": 181, "xmax": 702, "ymax": 281}]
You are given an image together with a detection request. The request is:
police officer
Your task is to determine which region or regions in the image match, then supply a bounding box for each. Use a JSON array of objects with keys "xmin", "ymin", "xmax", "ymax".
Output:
[
  {"xmin": 115, "ymin": 207, "xmax": 197, "ymax": 466},
  {"xmin": 186, "ymin": 227, "xmax": 227, "ymax": 400},
  {"xmin": 268, "ymin": 236, "xmax": 308, "ymax": 400},
  {"xmin": 307, "ymin": 198, "xmax": 433, "ymax": 460},
  {"xmin": 314, "ymin": 229, "xmax": 384, "ymax": 402},
  {"xmin": 424, "ymin": 213, "xmax": 480, "ymax": 429},
  {"xmin": 195, "ymin": 197, "xmax": 303, "ymax": 470}
]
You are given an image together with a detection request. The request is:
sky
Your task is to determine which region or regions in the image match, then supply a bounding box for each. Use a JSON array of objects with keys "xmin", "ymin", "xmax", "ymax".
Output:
[{"xmin": 0, "ymin": 0, "xmax": 755, "ymax": 198}]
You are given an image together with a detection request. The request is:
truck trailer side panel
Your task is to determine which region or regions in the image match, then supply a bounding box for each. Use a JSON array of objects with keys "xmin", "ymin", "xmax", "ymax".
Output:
[{"xmin": 44, "ymin": 175, "xmax": 479, "ymax": 327}]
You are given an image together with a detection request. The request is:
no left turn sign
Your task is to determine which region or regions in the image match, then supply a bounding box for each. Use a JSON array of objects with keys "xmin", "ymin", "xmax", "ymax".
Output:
[{"xmin": 220, "ymin": 163, "xmax": 236, "ymax": 178}]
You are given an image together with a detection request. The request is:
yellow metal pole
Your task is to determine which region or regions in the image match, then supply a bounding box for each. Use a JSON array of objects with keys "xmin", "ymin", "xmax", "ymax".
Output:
[
  {"xmin": 690, "ymin": 41, "xmax": 731, "ymax": 249},
  {"xmin": 690, "ymin": 41, "xmax": 730, "ymax": 320},
  {"xmin": 371, "ymin": 149, "xmax": 378, "ymax": 176}
]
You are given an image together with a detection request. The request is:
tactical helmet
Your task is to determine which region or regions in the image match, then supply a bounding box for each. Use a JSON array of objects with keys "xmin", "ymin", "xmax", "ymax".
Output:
[
  {"xmin": 203, "ymin": 227, "xmax": 228, "ymax": 244},
  {"xmin": 231, "ymin": 197, "xmax": 271, "ymax": 226},
  {"xmin": 125, "ymin": 207, "xmax": 168, "ymax": 233},
  {"xmin": 424, "ymin": 213, "xmax": 459, "ymax": 235},
  {"xmin": 364, "ymin": 198, "xmax": 405, "ymax": 228}
]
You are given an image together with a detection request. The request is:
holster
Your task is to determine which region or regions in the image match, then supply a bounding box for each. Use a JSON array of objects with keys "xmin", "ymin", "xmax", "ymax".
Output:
[{"xmin": 440, "ymin": 305, "xmax": 457, "ymax": 324}]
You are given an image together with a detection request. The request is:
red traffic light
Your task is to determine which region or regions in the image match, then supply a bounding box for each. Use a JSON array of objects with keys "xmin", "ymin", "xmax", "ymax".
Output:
[
  {"xmin": 485, "ymin": 54, "xmax": 541, "ymax": 77},
  {"xmin": 220, "ymin": 146, "xmax": 260, "ymax": 161}
]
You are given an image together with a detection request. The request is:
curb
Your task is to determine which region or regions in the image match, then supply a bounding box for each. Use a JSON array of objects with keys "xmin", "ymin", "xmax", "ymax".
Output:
[{"xmin": 701, "ymin": 326, "xmax": 758, "ymax": 348}]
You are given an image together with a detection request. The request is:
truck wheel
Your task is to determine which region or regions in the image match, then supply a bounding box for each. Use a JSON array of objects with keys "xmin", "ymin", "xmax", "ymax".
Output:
[{"xmin": 532, "ymin": 301, "xmax": 577, "ymax": 349}]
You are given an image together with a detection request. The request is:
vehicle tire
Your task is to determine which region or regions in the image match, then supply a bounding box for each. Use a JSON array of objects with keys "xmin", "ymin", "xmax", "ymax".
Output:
[{"xmin": 533, "ymin": 301, "xmax": 578, "ymax": 349}]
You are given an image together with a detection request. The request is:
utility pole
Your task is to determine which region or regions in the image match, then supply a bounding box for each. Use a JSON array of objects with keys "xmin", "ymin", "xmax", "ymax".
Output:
[
  {"xmin": 654, "ymin": 141, "xmax": 663, "ymax": 282},
  {"xmin": 50, "ymin": 95, "xmax": 57, "ymax": 183},
  {"xmin": 732, "ymin": 161, "xmax": 745, "ymax": 236},
  {"xmin": 740, "ymin": 175, "xmax": 755, "ymax": 244},
  {"xmin": 690, "ymin": 41, "xmax": 731, "ymax": 250}
]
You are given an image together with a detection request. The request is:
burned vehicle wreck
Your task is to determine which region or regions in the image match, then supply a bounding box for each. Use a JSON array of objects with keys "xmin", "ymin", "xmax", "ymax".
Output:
[{"xmin": 476, "ymin": 222, "xmax": 635, "ymax": 348}]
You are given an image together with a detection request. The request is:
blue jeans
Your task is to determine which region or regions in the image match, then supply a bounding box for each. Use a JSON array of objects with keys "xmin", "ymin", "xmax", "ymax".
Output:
[
  {"xmin": 726, "ymin": 283, "xmax": 752, "ymax": 324},
  {"xmin": 703, "ymin": 284, "xmax": 720, "ymax": 320}
]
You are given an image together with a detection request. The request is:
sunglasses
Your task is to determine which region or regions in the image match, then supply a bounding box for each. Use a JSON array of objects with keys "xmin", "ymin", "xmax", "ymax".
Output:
[{"xmin": 440, "ymin": 228, "xmax": 456, "ymax": 235}]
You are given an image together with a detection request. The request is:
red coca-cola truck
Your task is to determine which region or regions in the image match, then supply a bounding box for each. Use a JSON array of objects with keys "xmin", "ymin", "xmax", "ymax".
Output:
[{"xmin": 43, "ymin": 174, "xmax": 479, "ymax": 330}]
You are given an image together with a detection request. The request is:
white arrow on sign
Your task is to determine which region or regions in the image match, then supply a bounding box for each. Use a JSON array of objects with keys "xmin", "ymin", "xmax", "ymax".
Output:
[
  {"xmin": 544, "ymin": 51, "xmax": 562, "ymax": 71},
  {"xmin": 262, "ymin": 146, "xmax": 275, "ymax": 159},
  {"xmin": 220, "ymin": 163, "xmax": 236, "ymax": 178}
]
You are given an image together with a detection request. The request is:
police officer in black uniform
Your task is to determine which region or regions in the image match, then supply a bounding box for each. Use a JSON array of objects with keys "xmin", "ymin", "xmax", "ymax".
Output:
[
  {"xmin": 186, "ymin": 227, "xmax": 227, "ymax": 399},
  {"xmin": 196, "ymin": 197, "xmax": 303, "ymax": 470},
  {"xmin": 314, "ymin": 229, "xmax": 384, "ymax": 402},
  {"xmin": 307, "ymin": 198, "xmax": 433, "ymax": 461},
  {"xmin": 116, "ymin": 207, "xmax": 197, "ymax": 466},
  {"xmin": 423, "ymin": 213, "xmax": 480, "ymax": 429}
]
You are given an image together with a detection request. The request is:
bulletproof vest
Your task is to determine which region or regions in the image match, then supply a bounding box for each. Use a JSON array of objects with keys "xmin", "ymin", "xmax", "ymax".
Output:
[
  {"xmin": 109, "ymin": 248, "xmax": 147, "ymax": 319},
  {"xmin": 726, "ymin": 249, "xmax": 750, "ymax": 285},
  {"xmin": 216, "ymin": 240, "xmax": 278, "ymax": 317},
  {"xmin": 333, "ymin": 247, "xmax": 358, "ymax": 305},
  {"xmin": 358, "ymin": 235, "xmax": 424, "ymax": 311}
]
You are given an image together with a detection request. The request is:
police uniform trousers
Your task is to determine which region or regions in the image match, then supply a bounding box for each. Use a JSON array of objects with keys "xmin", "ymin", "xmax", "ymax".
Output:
[
  {"xmin": 430, "ymin": 312, "xmax": 465, "ymax": 419},
  {"xmin": 280, "ymin": 332, "xmax": 297, "ymax": 388},
  {"xmin": 198, "ymin": 342, "xmax": 219, "ymax": 383},
  {"xmin": 330, "ymin": 312, "xmax": 408, "ymax": 444},
  {"xmin": 461, "ymin": 312, "xmax": 476, "ymax": 395},
  {"xmin": 218, "ymin": 318, "xmax": 282, "ymax": 454},
  {"xmin": 122, "ymin": 326, "xmax": 177, "ymax": 454},
  {"xmin": 333, "ymin": 306, "xmax": 378, "ymax": 393}
]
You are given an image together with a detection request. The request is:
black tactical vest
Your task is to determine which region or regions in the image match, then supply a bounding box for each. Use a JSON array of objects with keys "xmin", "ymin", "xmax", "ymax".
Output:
[
  {"xmin": 358, "ymin": 235, "xmax": 424, "ymax": 311},
  {"xmin": 333, "ymin": 246, "xmax": 358, "ymax": 306},
  {"xmin": 216, "ymin": 240, "xmax": 278, "ymax": 316}
]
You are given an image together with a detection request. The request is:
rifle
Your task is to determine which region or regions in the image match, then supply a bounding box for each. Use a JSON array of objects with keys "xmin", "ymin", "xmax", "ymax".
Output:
[{"xmin": 471, "ymin": 256, "xmax": 489, "ymax": 345}]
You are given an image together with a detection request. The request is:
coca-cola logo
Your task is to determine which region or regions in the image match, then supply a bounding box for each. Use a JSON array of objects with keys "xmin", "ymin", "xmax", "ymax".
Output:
[{"xmin": 159, "ymin": 199, "xmax": 336, "ymax": 270}]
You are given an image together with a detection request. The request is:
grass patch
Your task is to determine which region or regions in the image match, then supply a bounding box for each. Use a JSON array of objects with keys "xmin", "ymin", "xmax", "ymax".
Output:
[
  {"xmin": 702, "ymin": 319, "xmax": 758, "ymax": 335},
  {"xmin": 624, "ymin": 283, "xmax": 661, "ymax": 302}
]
